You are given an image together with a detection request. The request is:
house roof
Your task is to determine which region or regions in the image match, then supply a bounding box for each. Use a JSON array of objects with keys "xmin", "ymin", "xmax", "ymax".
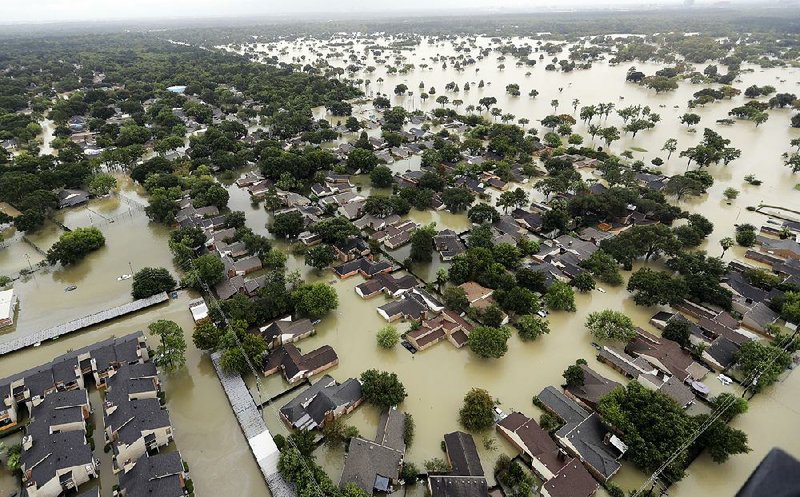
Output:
[
  {"xmin": 375, "ymin": 408, "xmax": 407, "ymax": 454},
  {"xmin": 444, "ymin": 431, "xmax": 484, "ymax": 477},
  {"xmin": 429, "ymin": 476, "xmax": 489, "ymax": 497},
  {"xmin": 497, "ymin": 412, "xmax": 564, "ymax": 474},
  {"xmin": 626, "ymin": 328, "xmax": 708, "ymax": 382},
  {"xmin": 543, "ymin": 458, "xmax": 599, "ymax": 497},
  {"xmin": 104, "ymin": 398, "xmax": 171, "ymax": 445},
  {"xmin": 565, "ymin": 365, "xmax": 621, "ymax": 409},
  {"xmin": 119, "ymin": 452, "xmax": 185, "ymax": 497},
  {"xmin": 556, "ymin": 413, "xmax": 622, "ymax": 481},
  {"xmin": 538, "ymin": 386, "xmax": 590, "ymax": 425},
  {"xmin": 23, "ymin": 430, "xmax": 94, "ymax": 487},
  {"xmin": 339, "ymin": 437, "xmax": 403, "ymax": 493}
]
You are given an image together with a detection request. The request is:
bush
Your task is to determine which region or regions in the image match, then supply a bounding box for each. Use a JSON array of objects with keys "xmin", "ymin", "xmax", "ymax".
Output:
[
  {"xmin": 376, "ymin": 325, "xmax": 400, "ymax": 349},
  {"xmin": 46, "ymin": 227, "xmax": 105, "ymax": 266},
  {"xmin": 459, "ymin": 388, "xmax": 495, "ymax": 431},
  {"xmin": 131, "ymin": 267, "xmax": 176, "ymax": 299}
]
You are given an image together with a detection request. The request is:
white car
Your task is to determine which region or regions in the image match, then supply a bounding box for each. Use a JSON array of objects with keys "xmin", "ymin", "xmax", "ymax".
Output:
[
  {"xmin": 536, "ymin": 310, "xmax": 548, "ymax": 318},
  {"xmin": 718, "ymin": 374, "xmax": 733, "ymax": 386}
]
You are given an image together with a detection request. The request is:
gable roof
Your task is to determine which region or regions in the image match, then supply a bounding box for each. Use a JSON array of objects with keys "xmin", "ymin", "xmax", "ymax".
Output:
[{"xmin": 444, "ymin": 431, "xmax": 484, "ymax": 477}]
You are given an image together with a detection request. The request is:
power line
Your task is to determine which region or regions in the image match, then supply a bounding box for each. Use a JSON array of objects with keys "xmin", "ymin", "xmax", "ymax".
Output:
[
  {"xmin": 183, "ymin": 252, "xmax": 329, "ymax": 496},
  {"xmin": 631, "ymin": 327, "xmax": 799, "ymax": 497}
]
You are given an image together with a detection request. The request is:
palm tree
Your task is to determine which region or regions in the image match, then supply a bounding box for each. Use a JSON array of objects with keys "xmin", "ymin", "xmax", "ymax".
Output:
[
  {"xmin": 490, "ymin": 108, "xmax": 502, "ymax": 121},
  {"xmin": 551, "ymin": 99, "xmax": 559, "ymax": 113},
  {"xmin": 465, "ymin": 104, "xmax": 476, "ymax": 114},
  {"xmin": 720, "ymin": 237, "xmax": 734, "ymax": 257},
  {"xmin": 572, "ymin": 98, "xmax": 580, "ymax": 114},
  {"xmin": 452, "ymin": 99, "xmax": 464, "ymax": 110},
  {"xmin": 518, "ymin": 117, "xmax": 530, "ymax": 128}
]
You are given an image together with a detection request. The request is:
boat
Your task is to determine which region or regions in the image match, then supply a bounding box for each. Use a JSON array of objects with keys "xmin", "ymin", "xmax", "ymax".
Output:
[
  {"xmin": 117, "ymin": 274, "xmax": 132, "ymax": 281},
  {"xmin": 64, "ymin": 285, "xmax": 77, "ymax": 292},
  {"xmin": 597, "ymin": 287, "xmax": 606, "ymax": 293},
  {"xmin": 718, "ymin": 374, "xmax": 733, "ymax": 386}
]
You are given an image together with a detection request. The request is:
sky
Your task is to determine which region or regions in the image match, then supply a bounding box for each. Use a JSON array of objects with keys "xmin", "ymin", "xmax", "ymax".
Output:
[{"xmin": 1, "ymin": 0, "xmax": 747, "ymax": 24}]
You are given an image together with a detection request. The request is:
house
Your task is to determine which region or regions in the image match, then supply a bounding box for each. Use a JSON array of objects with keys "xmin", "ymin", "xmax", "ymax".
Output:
[
  {"xmin": 189, "ymin": 298, "xmax": 209, "ymax": 323},
  {"xmin": 280, "ymin": 375, "xmax": 362, "ymax": 430},
  {"xmin": 57, "ymin": 189, "xmax": 91, "ymax": 209},
  {"xmin": 542, "ymin": 458, "xmax": 600, "ymax": 497},
  {"xmin": 235, "ymin": 171, "xmax": 264, "ymax": 188},
  {"xmin": 428, "ymin": 432, "xmax": 488, "ymax": 497},
  {"xmin": 258, "ymin": 317, "xmax": 315, "ymax": 349},
  {"xmin": 637, "ymin": 373, "xmax": 696, "ymax": 409},
  {"xmin": 105, "ymin": 363, "xmax": 160, "ymax": 406},
  {"xmin": 372, "ymin": 220, "xmax": 417, "ymax": 249},
  {"xmin": 118, "ymin": 452, "xmax": 188, "ymax": 497},
  {"xmin": 564, "ymin": 365, "xmax": 621, "ymax": 411},
  {"xmin": 458, "ymin": 282, "xmax": 508, "ymax": 324},
  {"xmin": 333, "ymin": 236, "xmax": 371, "ymax": 263},
  {"xmin": 340, "ymin": 408, "xmax": 407, "ymax": 493},
  {"xmin": 354, "ymin": 214, "xmax": 401, "ymax": 232},
  {"xmin": 376, "ymin": 288, "xmax": 443, "ymax": 323},
  {"xmin": 626, "ymin": 329, "xmax": 709, "ymax": 383},
  {"xmin": 263, "ymin": 343, "xmax": 338, "ymax": 384},
  {"xmin": 104, "ymin": 398, "xmax": 174, "ymax": 473},
  {"xmin": 434, "ymin": 229, "xmax": 466, "ymax": 261},
  {"xmin": 538, "ymin": 387, "xmax": 624, "ymax": 482},
  {"xmin": 597, "ymin": 346, "xmax": 656, "ymax": 379},
  {"xmin": 555, "ymin": 413, "xmax": 624, "ymax": 482},
  {"xmin": 28, "ymin": 389, "xmax": 91, "ymax": 435},
  {"xmin": 355, "ymin": 272, "xmax": 418, "ymax": 299},
  {"xmin": 0, "ymin": 288, "xmax": 17, "ymax": 329},
  {"xmin": 756, "ymin": 236, "xmax": 800, "ymax": 260},
  {"xmin": 334, "ymin": 257, "xmax": 394, "ymax": 279},
  {"xmin": 407, "ymin": 310, "xmax": 475, "ymax": 351},
  {"xmin": 20, "ymin": 430, "xmax": 98, "ymax": 497},
  {"xmin": 740, "ymin": 302, "xmax": 779, "ymax": 335},
  {"xmin": 497, "ymin": 412, "xmax": 598, "ymax": 497}
]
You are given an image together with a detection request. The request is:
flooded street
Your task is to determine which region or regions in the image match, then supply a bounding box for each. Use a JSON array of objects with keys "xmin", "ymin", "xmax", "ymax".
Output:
[{"xmin": 0, "ymin": 32, "xmax": 797, "ymax": 497}]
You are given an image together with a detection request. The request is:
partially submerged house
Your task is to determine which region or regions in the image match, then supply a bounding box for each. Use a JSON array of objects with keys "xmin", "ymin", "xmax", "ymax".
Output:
[
  {"xmin": 340, "ymin": 407, "xmax": 407, "ymax": 493},
  {"xmin": 280, "ymin": 375, "xmax": 362, "ymax": 430},
  {"xmin": 258, "ymin": 317, "xmax": 315, "ymax": 349},
  {"xmin": 428, "ymin": 431, "xmax": 488, "ymax": 497},
  {"xmin": 406, "ymin": 310, "xmax": 475, "ymax": 351},
  {"xmin": 538, "ymin": 387, "xmax": 625, "ymax": 483},
  {"xmin": 497, "ymin": 412, "xmax": 598, "ymax": 497},
  {"xmin": 263, "ymin": 343, "xmax": 339, "ymax": 384}
]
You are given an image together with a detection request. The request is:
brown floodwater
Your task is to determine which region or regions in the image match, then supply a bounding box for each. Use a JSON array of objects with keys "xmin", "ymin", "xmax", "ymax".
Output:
[
  {"xmin": 227, "ymin": 34, "xmax": 799, "ymax": 497},
  {"xmin": 0, "ymin": 33, "xmax": 797, "ymax": 497}
]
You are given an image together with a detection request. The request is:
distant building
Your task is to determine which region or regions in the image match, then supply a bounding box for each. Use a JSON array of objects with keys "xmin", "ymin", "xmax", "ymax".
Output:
[{"xmin": 0, "ymin": 288, "xmax": 17, "ymax": 328}]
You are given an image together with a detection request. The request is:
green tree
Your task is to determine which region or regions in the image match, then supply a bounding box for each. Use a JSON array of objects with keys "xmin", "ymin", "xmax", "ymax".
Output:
[
  {"xmin": 572, "ymin": 272, "xmax": 596, "ymax": 292},
  {"xmin": 443, "ymin": 286, "xmax": 469, "ymax": 312},
  {"xmin": 193, "ymin": 254, "xmax": 225, "ymax": 286},
  {"xmin": 627, "ymin": 267, "xmax": 687, "ymax": 306},
  {"xmin": 459, "ymin": 388, "xmax": 495, "ymax": 431},
  {"xmin": 663, "ymin": 320, "xmax": 691, "ymax": 348},
  {"xmin": 131, "ymin": 267, "xmax": 176, "ymax": 299},
  {"xmin": 376, "ymin": 325, "xmax": 400, "ymax": 349},
  {"xmin": 544, "ymin": 281, "xmax": 576, "ymax": 312},
  {"xmin": 148, "ymin": 319, "xmax": 187, "ymax": 373},
  {"xmin": 370, "ymin": 165, "xmax": 393, "ymax": 188},
  {"xmin": 360, "ymin": 369, "xmax": 407, "ymax": 409},
  {"xmin": 585, "ymin": 309, "xmax": 636, "ymax": 342},
  {"xmin": 292, "ymin": 283, "xmax": 338, "ymax": 320},
  {"xmin": 271, "ymin": 211, "xmax": 305, "ymax": 239},
  {"xmin": 88, "ymin": 173, "xmax": 117, "ymax": 196},
  {"xmin": 410, "ymin": 224, "xmax": 436, "ymax": 263},
  {"xmin": 719, "ymin": 237, "xmax": 734, "ymax": 257},
  {"xmin": 563, "ymin": 364, "xmax": 585, "ymax": 387},
  {"xmin": 46, "ymin": 227, "xmax": 106, "ymax": 266},
  {"xmin": 347, "ymin": 148, "xmax": 380, "ymax": 173},
  {"xmin": 735, "ymin": 224, "xmax": 757, "ymax": 247},
  {"xmin": 305, "ymin": 244, "xmax": 336, "ymax": 271},
  {"xmin": 193, "ymin": 321, "xmax": 223, "ymax": 351},
  {"xmin": 580, "ymin": 249, "xmax": 623, "ymax": 286},
  {"xmin": 441, "ymin": 187, "xmax": 474, "ymax": 213},
  {"xmin": 735, "ymin": 341, "xmax": 792, "ymax": 392},
  {"xmin": 515, "ymin": 315, "xmax": 550, "ymax": 342},
  {"xmin": 468, "ymin": 326, "xmax": 512, "ymax": 358}
]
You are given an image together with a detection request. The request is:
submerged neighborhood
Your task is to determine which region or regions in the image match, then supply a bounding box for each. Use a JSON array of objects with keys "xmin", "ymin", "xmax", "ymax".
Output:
[{"xmin": 1, "ymin": 3, "xmax": 800, "ymax": 497}]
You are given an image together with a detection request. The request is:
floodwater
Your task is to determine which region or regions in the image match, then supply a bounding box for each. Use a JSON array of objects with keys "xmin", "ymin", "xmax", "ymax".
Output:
[
  {"xmin": 0, "ymin": 33, "xmax": 797, "ymax": 497},
  {"xmin": 230, "ymin": 34, "xmax": 799, "ymax": 496}
]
